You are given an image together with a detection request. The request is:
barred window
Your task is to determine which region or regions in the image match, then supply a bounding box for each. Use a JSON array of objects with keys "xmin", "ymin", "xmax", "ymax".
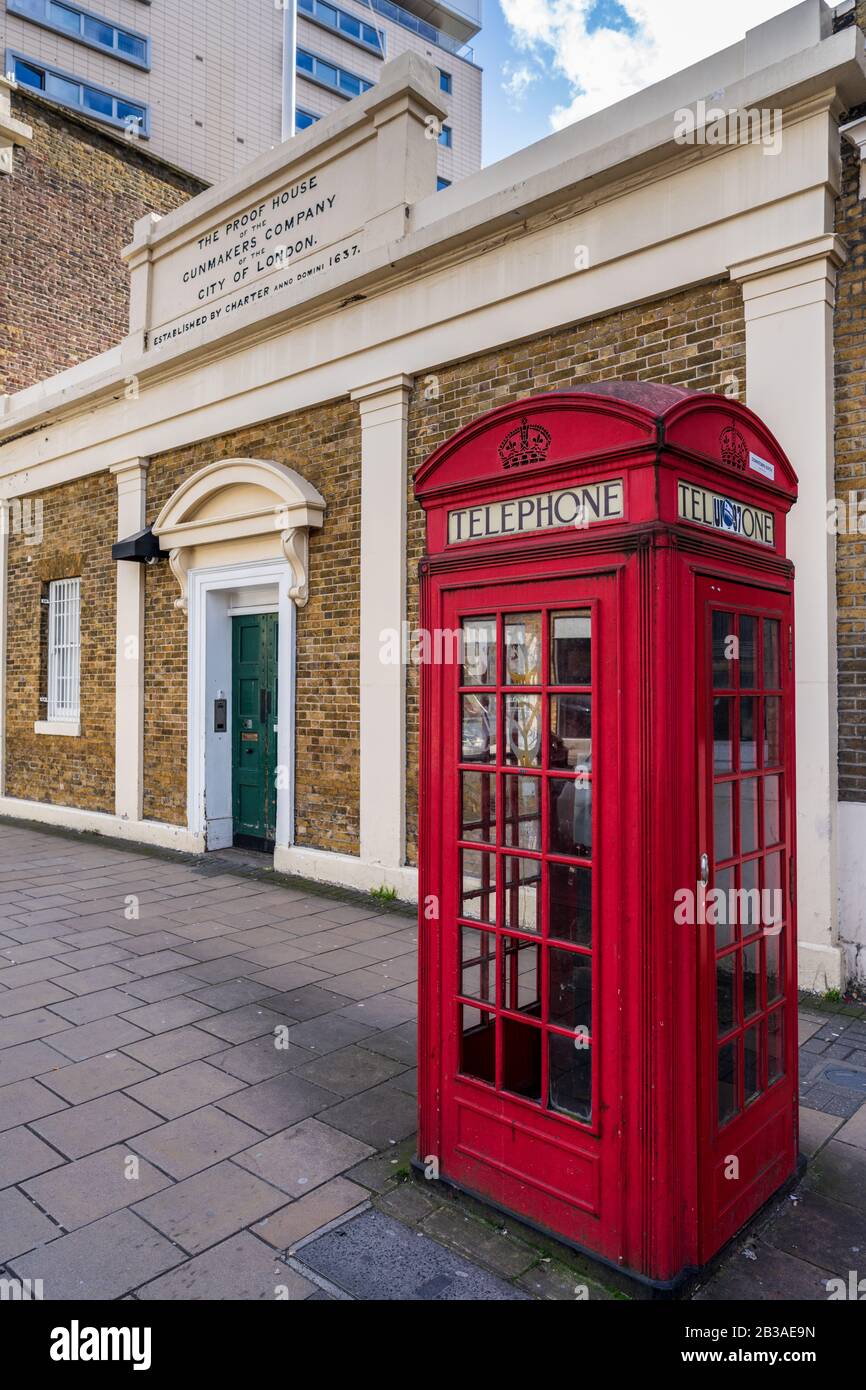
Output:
[{"xmin": 47, "ymin": 578, "xmax": 81, "ymax": 722}]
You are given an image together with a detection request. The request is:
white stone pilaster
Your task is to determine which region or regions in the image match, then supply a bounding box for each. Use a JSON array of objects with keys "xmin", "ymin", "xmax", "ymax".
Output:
[
  {"xmin": 111, "ymin": 460, "xmax": 149, "ymax": 822},
  {"xmin": 0, "ymin": 500, "xmax": 8, "ymax": 795},
  {"xmin": 351, "ymin": 374, "xmax": 412, "ymax": 873},
  {"xmin": 730, "ymin": 235, "xmax": 846, "ymax": 991}
]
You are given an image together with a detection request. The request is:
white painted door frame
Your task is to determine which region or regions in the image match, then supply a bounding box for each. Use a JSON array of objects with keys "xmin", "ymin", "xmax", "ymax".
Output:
[{"xmin": 187, "ymin": 558, "xmax": 296, "ymax": 853}]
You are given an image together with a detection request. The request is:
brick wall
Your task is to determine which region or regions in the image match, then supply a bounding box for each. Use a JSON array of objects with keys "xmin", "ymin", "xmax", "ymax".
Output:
[
  {"xmin": 0, "ymin": 91, "xmax": 203, "ymax": 395},
  {"xmin": 4, "ymin": 471, "xmax": 116, "ymax": 812},
  {"xmin": 404, "ymin": 280, "xmax": 748, "ymax": 862},
  {"xmin": 143, "ymin": 402, "xmax": 362, "ymax": 853}
]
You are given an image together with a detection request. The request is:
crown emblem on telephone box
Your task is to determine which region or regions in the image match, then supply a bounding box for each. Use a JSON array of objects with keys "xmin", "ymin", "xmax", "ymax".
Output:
[
  {"xmin": 720, "ymin": 424, "xmax": 748, "ymax": 472},
  {"xmin": 498, "ymin": 417, "xmax": 552, "ymax": 470}
]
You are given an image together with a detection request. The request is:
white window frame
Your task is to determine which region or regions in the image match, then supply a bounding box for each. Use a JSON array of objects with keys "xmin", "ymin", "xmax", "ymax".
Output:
[{"xmin": 37, "ymin": 577, "xmax": 81, "ymax": 735}]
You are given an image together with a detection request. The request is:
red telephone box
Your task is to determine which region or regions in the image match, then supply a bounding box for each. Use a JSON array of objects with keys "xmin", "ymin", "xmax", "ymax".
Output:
[{"xmin": 414, "ymin": 382, "xmax": 799, "ymax": 1290}]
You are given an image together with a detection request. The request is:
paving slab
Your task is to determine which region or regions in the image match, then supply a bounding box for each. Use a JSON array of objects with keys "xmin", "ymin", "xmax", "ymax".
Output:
[
  {"xmin": 196, "ymin": 1003, "xmax": 297, "ymax": 1045},
  {"xmin": 321, "ymin": 1079, "xmax": 417, "ymax": 1149},
  {"xmin": 260, "ymin": 985, "xmax": 356, "ymax": 1021},
  {"xmin": 8, "ymin": 1208, "xmax": 185, "ymax": 1300},
  {"xmin": 798, "ymin": 1105, "xmax": 843, "ymax": 1157},
  {"xmin": 121, "ymin": 1024, "xmax": 226, "ymax": 1072},
  {"xmin": 129, "ymin": 1105, "xmax": 262, "ymax": 1179},
  {"xmin": 835, "ymin": 1104, "xmax": 866, "ymax": 1151},
  {"xmin": 294, "ymin": 1045, "xmax": 407, "ymax": 1098},
  {"xmin": 767, "ymin": 1190, "xmax": 866, "ymax": 1275},
  {"xmin": 0, "ymin": 1124, "xmax": 65, "ymax": 1188},
  {"xmin": 234, "ymin": 1117, "xmax": 374, "ymax": 1195},
  {"xmin": 37, "ymin": 1052, "xmax": 154, "ymax": 1105},
  {"xmin": 49, "ymin": 987, "xmax": 140, "ymax": 1025},
  {"xmin": 49, "ymin": 1015, "xmax": 149, "ymax": 1062},
  {"xmin": 695, "ymin": 1239, "xmax": 838, "ymax": 1301},
  {"xmin": 806, "ymin": 1138, "xmax": 866, "ymax": 1214},
  {"xmin": 118, "ymin": 996, "xmax": 218, "ymax": 1034},
  {"xmin": 297, "ymin": 1209, "xmax": 528, "ymax": 1300},
  {"xmin": 0, "ymin": 1039, "xmax": 69, "ymax": 1087},
  {"xmin": 132, "ymin": 1159, "xmax": 287, "ymax": 1255},
  {"xmin": 252, "ymin": 1176, "xmax": 369, "ymax": 1251},
  {"xmin": 22, "ymin": 1142, "xmax": 170, "ymax": 1229},
  {"xmin": 216, "ymin": 1071, "xmax": 336, "ymax": 1134},
  {"xmin": 0, "ymin": 1076, "xmax": 68, "ymax": 1130},
  {"xmin": 136, "ymin": 1231, "xmax": 315, "ymax": 1300},
  {"xmin": 0, "ymin": 1186, "xmax": 61, "ymax": 1262},
  {"xmin": 30, "ymin": 1091, "xmax": 161, "ymax": 1159},
  {"xmin": 125, "ymin": 1059, "xmax": 245, "ymax": 1119}
]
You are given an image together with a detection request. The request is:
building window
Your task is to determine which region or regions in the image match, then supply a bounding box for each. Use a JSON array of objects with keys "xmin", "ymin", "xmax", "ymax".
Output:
[
  {"xmin": 295, "ymin": 107, "xmax": 320, "ymax": 131},
  {"xmin": 46, "ymin": 578, "xmax": 81, "ymax": 722},
  {"xmin": 296, "ymin": 48, "xmax": 374, "ymax": 100},
  {"xmin": 7, "ymin": 51, "xmax": 149, "ymax": 133},
  {"xmin": 438, "ymin": 124, "xmax": 452, "ymax": 148},
  {"xmin": 297, "ymin": 0, "xmax": 384, "ymax": 56},
  {"xmin": 7, "ymin": 0, "xmax": 150, "ymax": 68},
  {"xmin": 437, "ymin": 176, "xmax": 451, "ymax": 190},
  {"xmin": 439, "ymin": 70, "xmax": 452, "ymax": 93}
]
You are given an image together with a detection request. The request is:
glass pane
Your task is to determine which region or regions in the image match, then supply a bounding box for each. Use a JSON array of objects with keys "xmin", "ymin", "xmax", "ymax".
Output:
[
  {"xmin": 14, "ymin": 59, "xmax": 45, "ymax": 90},
  {"xmin": 740, "ymin": 615, "xmax": 757, "ymax": 688},
  {"xmin": 502, "ymin": 936, "xmax": 541, "ymax": 1015},
  {"xmin": 49, "ymin": 1, "xmax": 81, "ymax": 34},
  {"xmin": 739, "ymin": 857, "xmax": 759, "ymax": 930},
  {"xmin": 117, "ymin": 31, "xmax": 147, "ymax": 61},
  {"xmin": 768, "ymin": 1009, "xmax": 784, "ymax": 1083},
  {"xmin": 503, "ymin": 855, "xmax": 541, "ymax": 934},
  {"xmin": 740, "ymin": 697, "xmax": 757, "ymax": 771},
  {"xmin": 714, "ymin": 781, "xmax": 733, "ymax": 863},
  {"xmin": 461, "ymin": 694, "xmax": 496, "ymax": 763},
  {"xmin": 460, "ymin": 927, "xmax": 495, "ymax": 1005},
  {"xmin": 740, "ymin": 778, "xmax": 759, "ymax": 856},
  {"xmin": 505, "ymin": 613, "xmax": 541, "ymax": 685},
  {"xmin": 713, "ymin": 612, "xmax": 735, "ymax": 688},
  {"xmin": 460, "ymin": 849, "xmax": 495, "ymax": 924},
  {"xmin": 551, "ymin": 611, "xmax": 591, "ymax": 685},
  {"xmin": 83, "ymin": 86, "xmax": 112, "ymax": 115},
  {"xmin": 549, "ymin": 695, "xmax": 591, "ymax": 771},
  {"xmin": 46, "ymin": 72, "xmax": 80, "ymax": 105},
  {"xmin": 765, "ymin": 850, "xmax": 782, "ymax": 901},
  {"xmin": 504, "ymin": 694, "xmax": 541, "ymax": 767},
  {"xmin": 766, "ymin": 932, "xmax": 782, "ymax": 1004},
  {"xmin": 460, "ymin": 771, "xmax": 495, "ymax": 844},
  {"xmin": 716, "ymin": 953, "xmax": 737, "ymax": 1036},
  {"xmin": 549, "ymin": 862, "xmax": 591, "ymax": 947},
  {"xmin": 503, "ymin": 775, "xmax": 540, "ymax": 850},
  {"xmin": 744, "ymin": 1023, "xmax": 761, "ymax": 1103},
  {"xmin": 714, "ymin": 865, "xmax": 735, "ymax": 949},
  {"xmin": 764, "ymin": 696, "xmax": 781, "ymax": 766},
  {"xmin": 549, "ymin": 779, "xmax": 592, "ymax": 858},
  {"xmin": 501, "ymin": 1017, "xmax": 541, "ymax": 1101},
  {"xmin": 718, "ymin": 1040, "xmax": 739, "ymax": 1126},
  {"xmin": 83, "ymin": 15, "xmax": 114, "ymax": 46},
  {"xmin": 548, "ymin": 948, "xmax": 592, "ymax": 1031},
  {"xmin": 713, "ymin": 698, "xmax": 732, "ymax": 773},
  {"xmin": 461, "ymin": 617, "xmax": 495, "ymax": 686},
  {"xmin": 743, "ymin": 941, "xmax": 760, "ymax": 1019},
  {"xmin": 549, "ymin": 1033, "xmax": 591, "ymax": 1122},
  {"xmin": 763, "ymin": 775, "xmax": 781, "ymax": 847},
  {"xmin": 763, "ymin": 619, "xmax": 780, "ymax": 688},
  {"xmin": 460, "ymin": 1006, "xmax": 495, "ymax": 1084}
]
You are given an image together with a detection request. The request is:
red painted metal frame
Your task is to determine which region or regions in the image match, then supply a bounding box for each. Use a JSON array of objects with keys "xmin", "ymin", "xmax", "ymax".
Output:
[{"xmin": 415, "ymin": 385, "xmax": 799, "ymax": 1286}]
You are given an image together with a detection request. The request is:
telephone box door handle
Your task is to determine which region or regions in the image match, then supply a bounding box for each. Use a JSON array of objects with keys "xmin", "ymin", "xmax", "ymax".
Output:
[{"xmin": 699, "ymin": 853, "xmax": 710, "ymax": 887}]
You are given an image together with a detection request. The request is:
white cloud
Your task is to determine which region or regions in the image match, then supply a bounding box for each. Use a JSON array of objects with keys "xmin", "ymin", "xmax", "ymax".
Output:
[
  {"xmin": 501, "ymin": 62, "xmax": 540, "ymax": 109},
  {"xmin": 498, "ymin": 0, "xmax": 832, "ymax": 131}
]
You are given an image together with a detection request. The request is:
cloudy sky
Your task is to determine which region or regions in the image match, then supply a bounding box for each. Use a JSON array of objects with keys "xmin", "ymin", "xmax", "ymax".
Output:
[{"xmin": 473, "ymin": 0, "xmax": 834, "ymax": 165}]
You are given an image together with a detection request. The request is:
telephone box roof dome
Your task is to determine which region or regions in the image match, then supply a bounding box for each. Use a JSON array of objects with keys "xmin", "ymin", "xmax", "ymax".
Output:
[{"xmin": 562, "ymin": 380, "xmax": 696, "ymax": 414}]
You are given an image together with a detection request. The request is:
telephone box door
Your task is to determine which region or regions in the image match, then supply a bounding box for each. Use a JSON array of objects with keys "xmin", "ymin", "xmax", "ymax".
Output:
[
  {"xmin": 435, "ymin": 570, "xmax": 626, "ymax": 1257},
  {"xmin": 696, "ymin": 576, "xmax": 798, "ymax": 1261}
]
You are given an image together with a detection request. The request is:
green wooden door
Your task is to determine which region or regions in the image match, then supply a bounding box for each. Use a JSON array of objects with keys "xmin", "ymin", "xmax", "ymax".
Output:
[{"xmin": 232, "ymin": 613, "xmax": 278, "ymax": 847}]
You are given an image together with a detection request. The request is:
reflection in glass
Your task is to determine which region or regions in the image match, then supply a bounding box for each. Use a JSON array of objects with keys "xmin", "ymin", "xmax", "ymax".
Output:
[
  {"xmin": 768, "ymin": 1009, "xmax": 784, "ymax": 1083},
  {"xmin": 714, "ymin": 698, "xmax": 732, "ymax": 773},
  {"xmin": 460, "ymin": 927, "xmax": 496, "ymax": 1005},
  {"xmin": 717, "ymin": 952, "xmax": 737, "ymax": 1035},
  {"xmin": 740, "ymin": 778, "xmax": 759, "ymax": 856},
  {"xmin": 460, "ymin": 771, "xmax": 495, "ymax": 844},
  {"xmin": 713, "ymin": 611, "xmax": 735, "ymax": 688},
  {"xmin": 763, "ymin": 775, "xmax": 781, "ymax": 847},
  {"xmin": 461, "ymin": 694, "xmax": 496, "ymax": 763},
  {"xmin": 550, "ymin": 695, "xmax": 591, "ymax": 771},
  {"xmin": 763, "ymin": 619, "xmax": 780, "ymax": 689},
  {"xmin": 549, "ymin": 862, "xmax": 592, "ymax": 947},
  {"xmin": 744, "ymin": 1023, "xmax": 761, "ymax": 1103},
  {"xmin": 718, "ymin": 1040, "xmax": 739, "ymax": 1125},
  {"xmin": 740, "ymin": 697, "xmax": 757, "ymax": 771},
  {"xmin": 549, "ymin": 1033, "xmax": 591, "ymax": 1122},
  {"xmin": 714, "ymin": 781, "xmax": 733, "ymax": 863},
  {"xmin": 549, "ymin": 779, "xmax": 592, "ymax": 858},
  {"xmin": 503, "ymin": 855, "xmax": 541, "ymax": 934},
  {"xmin": 461, "ymin": 617, "xmax": 496, "ymax": 686},
  {"xmin": 548, "ymin": 948, "xmax": 592, "ymax": 1031},
  {"xmin": 505, "ymin": 613, "xmax": 542, "ymax": 685},
  {"xmin": 460, "ymin": 849, "xmax": 495, "ymax": 924},
  {"xmin": 714, "ymin": 865, "xmax": 735, "ymax": 949},
  {"xmin": 765, "ymin": 850, "xmax": 782, "ymax": 901},
  {"xmin": 501, "ymin": 1017, "xmax": 541, "ymax": 1101},
  {"xmin": 740, "ymin": 615, "xmax": 757, "ymax": 688},
  {"xmin": 503, "ymin": 775, "xmax": 540, "ymax": 850},
  {"xmin": 766, "ymin": 932, "xmax": 782, "ymax": 1003},
  {"xmin": 502, "ymin": 935, "xmax": 541, "ymax": 1015},
  {"xmin": 764, "ymin": 696, "xmax": 781, "ymax": 766},
  {"xmin": 505, "ymin": 693, "xmax": 541, "ymax": 767},
  {"xmin": 551, "ymin": 612, "xmax": 591, "ymax": 685},
  {"xmin": 743, "ymin": 941, "xmax": 760, "ymax": 1019},
  {"xmin": 460, "ymin": 1006, "xmax": 495, "ymax": 1084}
]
